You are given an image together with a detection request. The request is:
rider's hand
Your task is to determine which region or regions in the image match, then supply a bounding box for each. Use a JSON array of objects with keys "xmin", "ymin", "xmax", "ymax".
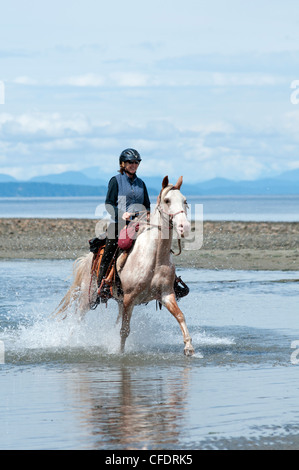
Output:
[{"xmin": 122, "ymin": 212, "xmax": 132, "ymax": 220}]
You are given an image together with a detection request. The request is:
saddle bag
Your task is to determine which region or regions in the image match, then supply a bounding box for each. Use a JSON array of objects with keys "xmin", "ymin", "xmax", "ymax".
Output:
[{"xmin": 118, "ymin": 222, "xmax": 140, "ymax": 251}]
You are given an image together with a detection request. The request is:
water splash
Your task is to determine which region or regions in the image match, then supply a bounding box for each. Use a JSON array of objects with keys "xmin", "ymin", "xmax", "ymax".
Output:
[{"xmin": 0, "ymin": 297, "xmax": 234, "ymax": 363}]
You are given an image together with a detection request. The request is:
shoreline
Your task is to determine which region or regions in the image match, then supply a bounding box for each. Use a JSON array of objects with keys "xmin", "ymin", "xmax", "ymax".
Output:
[{"xmin": 0, "ymin": 218, "xmax": 298, "ymax": 271}]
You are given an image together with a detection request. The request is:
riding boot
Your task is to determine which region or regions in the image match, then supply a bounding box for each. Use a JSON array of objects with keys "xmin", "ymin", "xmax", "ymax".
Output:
[{"xmin": 96, "ymin": 234, "xmax": 118, "ymax": 303}]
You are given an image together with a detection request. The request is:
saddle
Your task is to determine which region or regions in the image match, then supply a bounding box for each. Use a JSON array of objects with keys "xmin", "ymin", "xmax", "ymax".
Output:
[{"xmin": 88, "ymin": 222, "xmax": 140, "ymax": 307}]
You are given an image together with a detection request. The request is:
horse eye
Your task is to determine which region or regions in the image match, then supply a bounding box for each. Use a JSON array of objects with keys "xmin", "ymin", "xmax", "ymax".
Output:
[{"xmin": 164, "ymin": 198, "xmax": 170, "ymax": 204}]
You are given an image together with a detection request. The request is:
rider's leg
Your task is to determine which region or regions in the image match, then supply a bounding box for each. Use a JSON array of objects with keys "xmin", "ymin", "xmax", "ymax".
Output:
[
  {"xmin": 97, "ymin": 223, "xmax": 118, "ymax": 292},
  {"xmin": 97, "ymin": 236, "xmax": 118, "ymax": 288},
  {"xmin": 98, "ymin": 223, "xmax": 118, "ymax": 287}
]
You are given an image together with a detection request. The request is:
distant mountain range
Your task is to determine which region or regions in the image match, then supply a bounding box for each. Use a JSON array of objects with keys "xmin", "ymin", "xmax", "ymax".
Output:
[{"xmin": 0, "ymin": 168, "xmax": 299, "ymax": 197}]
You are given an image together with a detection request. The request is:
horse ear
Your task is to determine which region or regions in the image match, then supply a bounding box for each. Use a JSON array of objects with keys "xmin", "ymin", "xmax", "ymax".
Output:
[
  {"xmin": 162, "ymin": 176, "xmax": 169, "ymax": 189},
  {"xmin": 173, "ymin": 176, "xmax": 183, "ymax": 190}
]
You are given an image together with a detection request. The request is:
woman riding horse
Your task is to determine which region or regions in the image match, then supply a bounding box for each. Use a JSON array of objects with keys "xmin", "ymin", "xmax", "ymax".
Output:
[
  {"xmin": 54, "ymin": 172, "xmax": 194, "ymax": 355},
  {"xmin": 96, "ymin": 149, "xmax": 151, "ymax": 302}
]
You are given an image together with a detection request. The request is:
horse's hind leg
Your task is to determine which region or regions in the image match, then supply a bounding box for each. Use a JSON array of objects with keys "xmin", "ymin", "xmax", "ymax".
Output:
[
  {"xmin": 162, "ymin": 293, "xmax": 194, "ymax": 356},
  {"xmin": 120, "ymin": 295, "xmax": 134, "ymax": 353}
]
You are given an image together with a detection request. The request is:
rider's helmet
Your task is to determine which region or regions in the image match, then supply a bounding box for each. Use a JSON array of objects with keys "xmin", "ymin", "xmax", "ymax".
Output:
[{"xmin": 119, "ymin": 148, "xmax": 142, "ymax": 164}]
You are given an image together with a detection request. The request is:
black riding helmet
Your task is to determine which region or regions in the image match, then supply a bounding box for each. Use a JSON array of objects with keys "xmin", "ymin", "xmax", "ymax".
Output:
[{"xmin": 119, "ymin": 148, "xmax": 142, "ymax": 164}]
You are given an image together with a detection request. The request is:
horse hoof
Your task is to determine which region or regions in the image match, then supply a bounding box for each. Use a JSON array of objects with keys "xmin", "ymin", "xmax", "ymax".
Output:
[{"xmin": 184, "ymin": 347, "xmax": 195, "ymax": 357}]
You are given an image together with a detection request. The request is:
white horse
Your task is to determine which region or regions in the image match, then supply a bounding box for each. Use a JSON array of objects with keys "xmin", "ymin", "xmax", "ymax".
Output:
[{"xmin": 54, "ymin": 176, "xmax": 195, "ymax": 356}]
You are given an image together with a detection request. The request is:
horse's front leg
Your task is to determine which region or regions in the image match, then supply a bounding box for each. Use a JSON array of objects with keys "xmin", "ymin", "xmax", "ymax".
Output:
[
  {"xmin": 120, "ymin": 295, "xmax": 134, "ymax": 353},
  {"xmin": 162, "ymin": 293, "xmax": 195, "ymax": 356}
]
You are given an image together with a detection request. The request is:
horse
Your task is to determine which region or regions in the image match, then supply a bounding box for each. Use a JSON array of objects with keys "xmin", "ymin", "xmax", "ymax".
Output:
[{"xmin": 54, "ymin": 175, "xmax": 195, "ymax": 356}]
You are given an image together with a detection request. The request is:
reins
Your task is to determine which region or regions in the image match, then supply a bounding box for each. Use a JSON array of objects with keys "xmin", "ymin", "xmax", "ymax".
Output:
[{"xmin": 136, "ymin": 206, "xmax": 185, "ymax": 232}]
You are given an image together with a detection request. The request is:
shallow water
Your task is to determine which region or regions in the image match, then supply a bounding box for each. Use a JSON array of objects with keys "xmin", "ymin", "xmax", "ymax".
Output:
[
  {"xmin": 0, "ymin": 260, "xmax": 299, "ymax": 450},
  {"xmin": 1, "ymin": 195, "xmax": 299, "ymax": 221}
]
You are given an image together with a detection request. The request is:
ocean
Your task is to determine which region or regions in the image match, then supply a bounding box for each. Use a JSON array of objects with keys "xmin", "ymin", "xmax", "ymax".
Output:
[
  {"xmin": 0, "ymin": 261, "xmax": 299, "ymax": 450},
  {"xmin": 0, "ymin": 195, "xmax": 299, "ymax": 221}
]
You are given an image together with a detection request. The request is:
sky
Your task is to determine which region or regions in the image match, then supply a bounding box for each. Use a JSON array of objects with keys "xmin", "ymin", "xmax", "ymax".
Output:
[{"xmin": 0, "ymin": 0, "xmax": 299, "ymax": 183}]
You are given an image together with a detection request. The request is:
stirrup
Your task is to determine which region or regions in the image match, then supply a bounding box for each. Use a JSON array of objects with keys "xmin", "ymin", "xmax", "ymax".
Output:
[
  {"xmin": 89, "ymin": 280, "xmax": 113, "ymax": 309},
  {"xmin": 174, "ymin": 276, "xmax": 189, "ymax": 300},
  {"xmin": 97, "ymin": 280, "xmax": 113, "ymax": 304}
]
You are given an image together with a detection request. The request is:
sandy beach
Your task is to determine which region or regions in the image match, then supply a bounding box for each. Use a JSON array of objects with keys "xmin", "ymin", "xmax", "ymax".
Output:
[{"xmin": 0, "ymin": 218, "xmax": 298, "ymax": 270}]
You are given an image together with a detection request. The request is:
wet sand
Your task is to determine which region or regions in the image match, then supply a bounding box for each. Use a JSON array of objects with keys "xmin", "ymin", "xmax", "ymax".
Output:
[{"xmin": 0, "ymin": 218, "xmax": 298, "ymax": 270}]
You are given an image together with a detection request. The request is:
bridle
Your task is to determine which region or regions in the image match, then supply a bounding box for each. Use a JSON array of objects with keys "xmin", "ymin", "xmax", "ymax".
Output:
[
  {"xmin": 157, "ymin": 185, "xmax": 187, "ymax": 229},
  {"xmin": 157, "ymin": 206, "xmax": 186, "ymax": 229},
  {"xmin": 134, "ymin": 186, "xmax": 186, "ymax": 230},
  {"xmin": 156, "ymin": 187, "xmax": 187, "ymax": 256}
]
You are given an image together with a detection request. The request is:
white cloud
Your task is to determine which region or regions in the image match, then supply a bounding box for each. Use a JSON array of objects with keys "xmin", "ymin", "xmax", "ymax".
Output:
[
  {"xmin": 11, "ymin": 69, "xmax": 287, "ymax": 90},
  {"xmin": 0, "ymin": 112, "xmax": 92, "ymax": 137},
  {"xmin": 110, "ymin": 72, "xmax": 150, "ymax": 87},
  {"xmin": 1, "ymin": 0, "xmax": 299, "ymax": 186},
  {"xmin": 185, "ymin": 121, "xmax": 235, "ymax": 136},
  {"xmin": 211, "ymin": 72, "xmax": 285, "ymax": 87},
  {"xmin": 13, "ymin": 76, "xmax": 38, "ymax": 85},
  {"xmin": 0, "ymin": 109, "xmax": 298, "ymax": 182},
  {"xmin": 287, "ymin": 160, "xmax": 299, "ymax": 170},
  {"xmin": 39, "ymin": 138, "xmax": 78, "ymax": 151},
  {"xmin": 60, "ymin": 74, "xmax": 105, "ymax": 87}
]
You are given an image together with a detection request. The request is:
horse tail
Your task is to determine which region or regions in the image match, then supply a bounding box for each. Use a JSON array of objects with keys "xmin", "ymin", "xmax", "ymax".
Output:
[{"xmin": 52, "ymin": 253, "xmax": 93, "ymax": 319}]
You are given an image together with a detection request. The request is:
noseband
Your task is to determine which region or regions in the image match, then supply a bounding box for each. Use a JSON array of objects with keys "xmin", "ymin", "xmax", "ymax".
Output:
[{"xmin": 158, "ymin": 206, "xmax": 185, "ymax": 228}]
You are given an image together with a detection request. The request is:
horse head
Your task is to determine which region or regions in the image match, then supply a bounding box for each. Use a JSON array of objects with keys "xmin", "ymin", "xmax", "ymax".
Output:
[{"xmin": 158, "ymin": 175, "xmax": 191, "ymax": 238}]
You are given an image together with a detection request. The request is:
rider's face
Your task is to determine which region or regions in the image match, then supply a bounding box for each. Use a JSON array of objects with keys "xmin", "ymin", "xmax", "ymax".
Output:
[{"xmin": 124, "ymin": 160, "xmax": 139, "ymax": 176}]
